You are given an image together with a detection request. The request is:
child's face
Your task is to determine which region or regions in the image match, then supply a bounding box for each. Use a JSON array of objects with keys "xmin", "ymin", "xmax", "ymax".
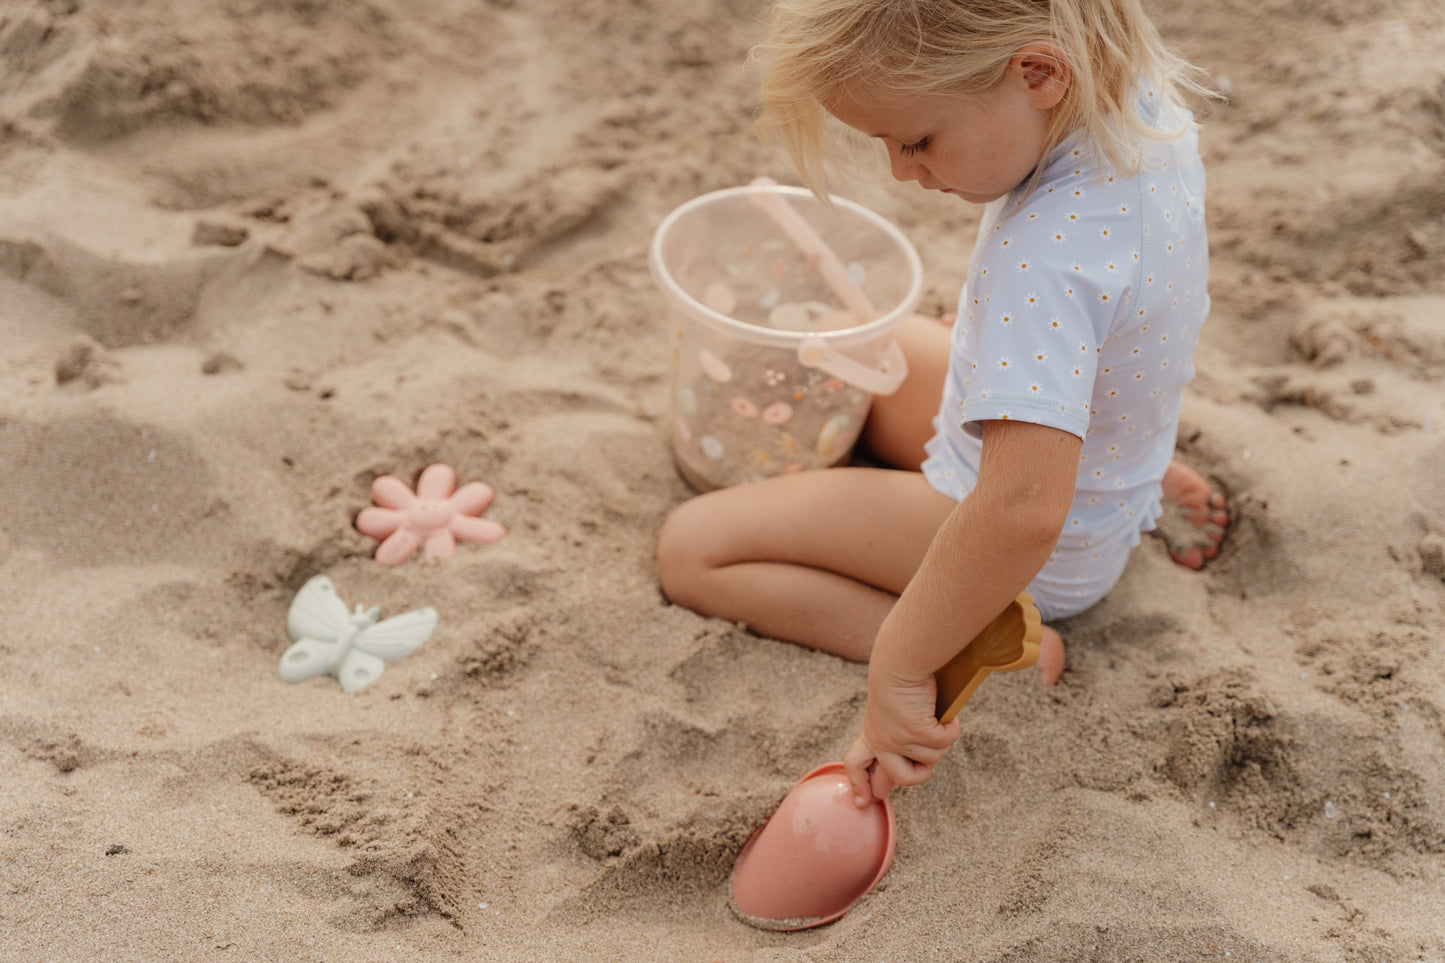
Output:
[{"xmin": 827, "ymin": 70, "xmax": 1056, "ymax": 204}]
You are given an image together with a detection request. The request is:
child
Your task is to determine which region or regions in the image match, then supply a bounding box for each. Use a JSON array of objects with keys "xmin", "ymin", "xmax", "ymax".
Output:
[{"xmin": 657, "ymin": 0, "xmax": 1229, "ymax": 807}]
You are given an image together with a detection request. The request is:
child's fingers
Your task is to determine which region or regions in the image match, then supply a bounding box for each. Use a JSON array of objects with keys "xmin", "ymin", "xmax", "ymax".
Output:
[
  {"xmin": 877, "ymin": 754, "xmax": 934, "ymax": 789},
  {"xmin": 890, "ymin": 719, "xmax": 961, "ymax": 762},
  {"xmin": 893, "ymin": 758, "xmax": 935, "ymax": 786},
  {"xmin": 934, "ymin": 718, "xmax": 962, "ymax": 748},
  {"xmin": 843, "ymin": 738, "xmax": 880, "ymax": 807},
  {"xmin": 887, "ymin": 741, "xmax": 948, "ymax": 766}
]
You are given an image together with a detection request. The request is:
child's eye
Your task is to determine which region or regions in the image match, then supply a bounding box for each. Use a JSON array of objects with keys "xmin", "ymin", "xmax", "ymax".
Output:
[{"xmin": 900, "ymin": 136, "xmax": 931, "ymax": 156}]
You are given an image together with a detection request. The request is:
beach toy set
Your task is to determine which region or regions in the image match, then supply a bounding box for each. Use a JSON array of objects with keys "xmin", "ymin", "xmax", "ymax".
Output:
[
  {"xmin": 278, "ymin": 463, "xmax": 506, "ymax": 693},
  {"xmin": 275, "ymin": 187, "xmax": 1010, "ymax": 929},
  {"xmin": 650, "ymin": 178, "xmax": 924, "ymax": 490}
]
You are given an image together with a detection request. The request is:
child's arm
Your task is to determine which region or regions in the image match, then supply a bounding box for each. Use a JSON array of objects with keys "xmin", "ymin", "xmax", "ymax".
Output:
[{"xmin": 843, "ymin": 419, "xmax": 1081, "ymax": 804}]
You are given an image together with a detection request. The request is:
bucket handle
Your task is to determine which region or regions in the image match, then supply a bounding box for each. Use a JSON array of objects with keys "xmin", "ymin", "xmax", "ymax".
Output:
[
  {"xmin": 750, "ymin": 177, "xmax": 878, "ymax": 320},
  {"xmin": 798, "ymin": 337, "xmax": 909, "ymax": 396}
]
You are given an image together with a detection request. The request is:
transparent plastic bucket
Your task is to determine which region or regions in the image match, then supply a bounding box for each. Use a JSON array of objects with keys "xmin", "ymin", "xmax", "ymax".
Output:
[{"xmin": 650, "ymin": 183, "xmax": 923, "ymax": 491}]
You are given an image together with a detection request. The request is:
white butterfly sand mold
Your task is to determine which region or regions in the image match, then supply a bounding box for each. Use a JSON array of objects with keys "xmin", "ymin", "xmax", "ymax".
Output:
[{"xmin": 279, "ymin": 575, "xmax": 437, "ymax": 693}]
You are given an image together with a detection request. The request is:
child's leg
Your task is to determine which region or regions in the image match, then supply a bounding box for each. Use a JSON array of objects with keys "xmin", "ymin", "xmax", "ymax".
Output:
[
  {"xmin": 860, "ymin": 314, "xmax": 952, "ymax": 472},
  {"xmin": 657, "ymin": 467, "xmax": 956, "ymax": 661}
]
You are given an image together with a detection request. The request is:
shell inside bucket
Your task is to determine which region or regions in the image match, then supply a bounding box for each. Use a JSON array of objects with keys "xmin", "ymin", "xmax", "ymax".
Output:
[{"xmin": 651, "ymin": 185, "xmax": 923, "ymax": 491}]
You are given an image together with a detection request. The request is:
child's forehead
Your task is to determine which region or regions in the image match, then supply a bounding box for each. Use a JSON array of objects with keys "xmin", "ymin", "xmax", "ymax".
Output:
[
  {"xmin": 827, "ymin": 77, "xmax": 921, "ymax": 112},
  {"xmin": 825, "ymin": 80, "xmax": 959, "ymax": 127}
]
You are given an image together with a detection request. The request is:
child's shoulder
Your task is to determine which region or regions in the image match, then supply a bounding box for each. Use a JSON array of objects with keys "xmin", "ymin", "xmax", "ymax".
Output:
[
  {"xmin": 998, "ymin": 97, "xmax": 1203, "ymax": 234},
  {"xmin": 988, "ymin": 145, "xmax": 1141, "ymax": 245}
]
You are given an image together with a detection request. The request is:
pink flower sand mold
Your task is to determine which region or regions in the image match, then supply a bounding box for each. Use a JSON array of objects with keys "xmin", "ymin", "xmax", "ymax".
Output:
[{"xmin": 356, "ymin": 463, "xmax": 506, "ymax": 564}]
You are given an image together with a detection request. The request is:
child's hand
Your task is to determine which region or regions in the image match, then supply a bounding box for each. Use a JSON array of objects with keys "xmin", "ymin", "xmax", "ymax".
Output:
[{"xmin": 842, "ymin": 670, "xmax": 961, "ymax": 807}]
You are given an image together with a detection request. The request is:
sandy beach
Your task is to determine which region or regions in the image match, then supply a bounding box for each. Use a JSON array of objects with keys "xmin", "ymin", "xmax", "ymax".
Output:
[{"xmin": 2, "ymin": 0, "xmax": 1443, "ymax": 959}]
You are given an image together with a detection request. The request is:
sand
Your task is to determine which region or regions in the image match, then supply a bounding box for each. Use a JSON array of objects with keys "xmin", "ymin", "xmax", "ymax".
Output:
[{"xmin": 2, "ymin": 0, "xmax": 1443, "ymax": 960}]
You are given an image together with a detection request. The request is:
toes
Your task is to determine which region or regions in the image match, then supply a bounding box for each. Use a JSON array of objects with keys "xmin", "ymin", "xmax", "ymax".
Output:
[
  {"xmin": 1187, "ymin": 497, "xmax": 1230, "ymax": 530},
  {"xmin": 1169, "ymin": 545, "xmax": 1207, "ymax": 570},
  {"xmin": 1207, "ymin": 492, "xmax": 1230, "ymax": 531},
  {"xmin": 1037, "ymin": 630, "xmax": 1065, "ymax": 686}
]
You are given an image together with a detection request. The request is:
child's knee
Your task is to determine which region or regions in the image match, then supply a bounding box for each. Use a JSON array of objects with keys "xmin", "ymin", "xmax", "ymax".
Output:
[{"xmin": 656, "ymin": 501, "xmax": 711, "ymax": 607}]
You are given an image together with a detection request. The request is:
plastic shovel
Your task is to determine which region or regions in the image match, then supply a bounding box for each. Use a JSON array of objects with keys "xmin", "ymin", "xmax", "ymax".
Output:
[{"xmin": 729, "ymin": 592, "xmax": 1043, "ymax": 931}]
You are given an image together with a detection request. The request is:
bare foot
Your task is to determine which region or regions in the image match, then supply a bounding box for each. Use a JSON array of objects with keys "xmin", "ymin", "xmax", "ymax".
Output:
[
  {"xmin": 1155, "ymin": 461, "xmax": 1229, "ymax": 570},
  {"xmin": 1039, "ymin": 625, "xmax": 1064, "ymax": 686}
]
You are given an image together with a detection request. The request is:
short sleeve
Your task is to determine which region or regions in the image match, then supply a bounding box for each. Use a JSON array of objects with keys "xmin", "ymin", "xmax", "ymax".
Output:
[{"xmin": 954, "ymin": 180, "xmax": 1139, "ymax": 439}]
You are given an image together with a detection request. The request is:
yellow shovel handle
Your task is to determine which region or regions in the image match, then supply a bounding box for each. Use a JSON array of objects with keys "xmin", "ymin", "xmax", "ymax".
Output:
[{"xmin": 935, "ymin": 592, "xmax": 1043, "ymax": 724}]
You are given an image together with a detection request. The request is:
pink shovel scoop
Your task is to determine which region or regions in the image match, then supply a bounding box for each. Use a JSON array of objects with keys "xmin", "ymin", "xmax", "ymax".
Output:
[{"xmin": 729, "ymin": 592, "xmax": 1042, "ymax": 931}]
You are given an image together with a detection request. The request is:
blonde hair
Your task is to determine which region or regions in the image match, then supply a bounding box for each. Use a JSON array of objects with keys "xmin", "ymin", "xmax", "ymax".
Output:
[{"xmin": 753, "ymin": 0, "xmax": 1213, "ymax": 196}]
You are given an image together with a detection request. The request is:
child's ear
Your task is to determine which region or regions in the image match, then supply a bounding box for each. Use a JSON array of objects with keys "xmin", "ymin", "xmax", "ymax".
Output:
[{"xmin": 1010, "ymin": 43, "xmax": 1070, "ymax": 111}]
